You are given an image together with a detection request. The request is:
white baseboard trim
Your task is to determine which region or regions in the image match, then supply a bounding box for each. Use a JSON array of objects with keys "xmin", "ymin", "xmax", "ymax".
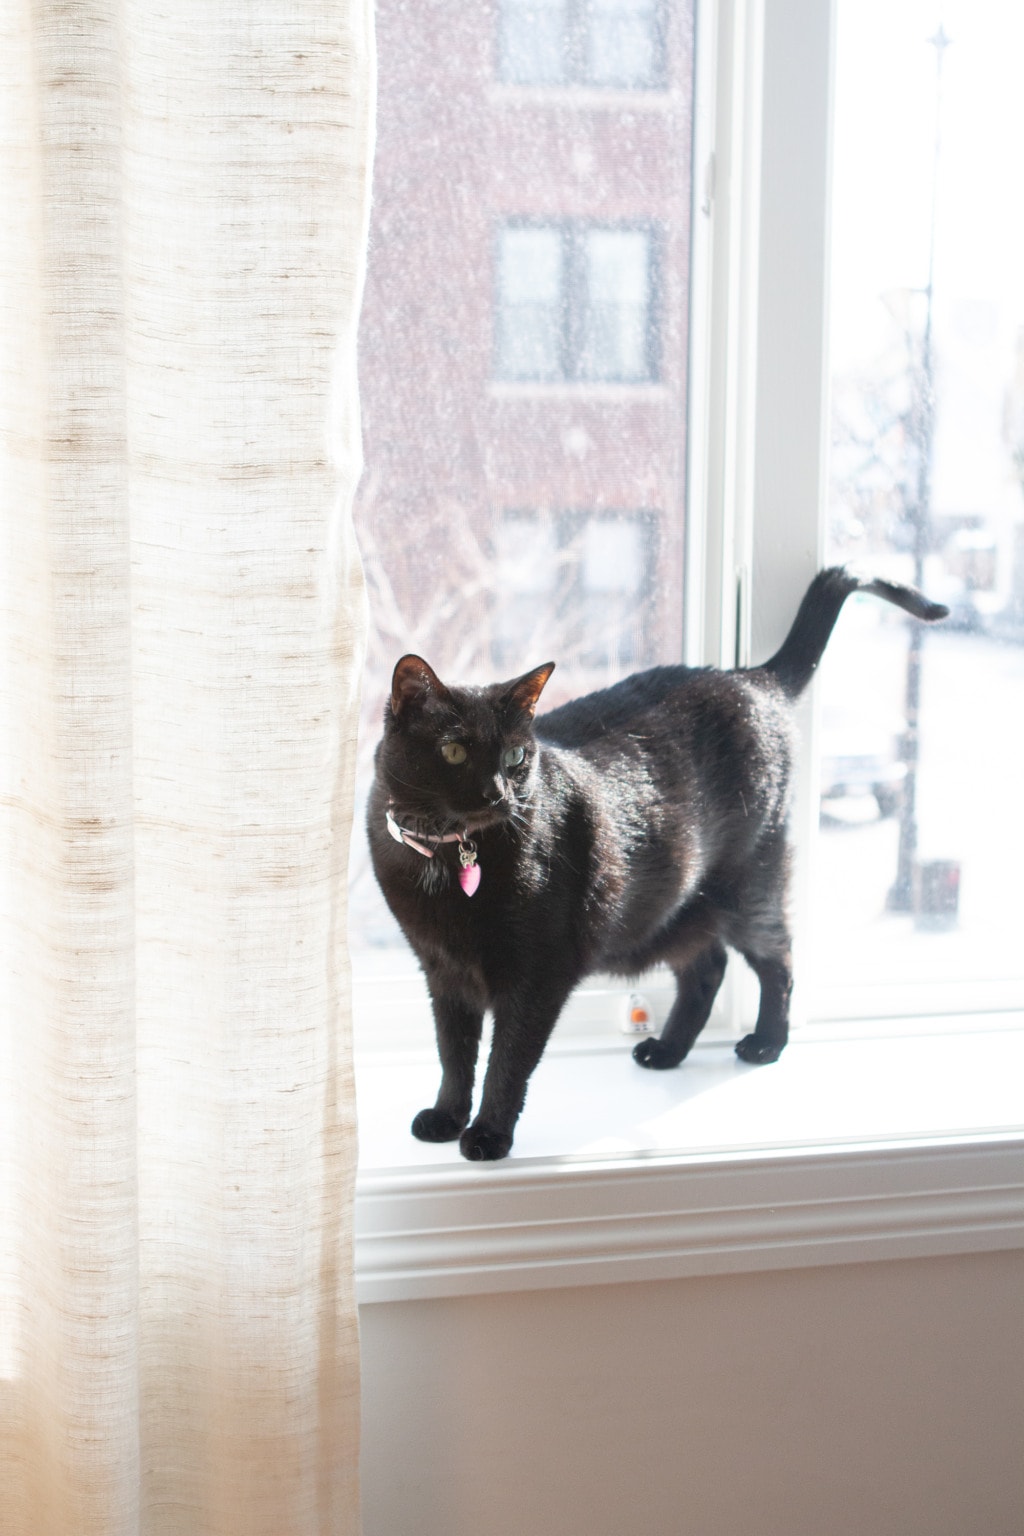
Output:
[{"xmin": 355, "ymin": 1133, "xmax": 1024, "ymax": 1303}]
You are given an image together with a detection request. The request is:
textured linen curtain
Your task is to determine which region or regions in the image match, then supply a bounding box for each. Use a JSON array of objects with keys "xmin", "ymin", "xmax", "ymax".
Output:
[{"xmin": 0, "ymin": 1, "xmax": 374, "ymax": 1532}]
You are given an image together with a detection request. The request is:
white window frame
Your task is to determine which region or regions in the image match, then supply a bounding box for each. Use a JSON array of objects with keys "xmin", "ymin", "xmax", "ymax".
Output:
[
  {"xmin": 686, "ymin": 0, "xmax": 831, "ymax": 1031},
  {"xmin": 354, "ymin": 0, "xmax": 1024, "ymax": 1302}
]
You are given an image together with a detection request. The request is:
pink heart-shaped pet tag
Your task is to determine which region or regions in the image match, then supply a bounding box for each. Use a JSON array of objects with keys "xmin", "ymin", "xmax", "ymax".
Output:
[{"xmin": 459, "ymin": 862, "xmax": 481, "ymax": 897}]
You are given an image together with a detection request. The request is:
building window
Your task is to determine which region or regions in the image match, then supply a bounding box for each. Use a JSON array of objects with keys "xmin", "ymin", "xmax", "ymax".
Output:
[
  {"xmin": 498, "ymin": 0, "xmax": 664, "ymax": 90},
  {"xmin": 494, "ymin": 510, "xmax": 657, "ymax": 672},
  {"xmin": 496, "ymin": 228, "xmax": 565, "ymax": 382},
  {"xmin": 499, "ymin": 0, "xmax": 568, "ymax": 85},
  {"xmin": 493, "ymin": 513, "xmax": 560, "ymax": 660},
  {"xmin": 495, "ymin": 224, "xmax": 657, "ymax": 384},
  {"xmin": 587, "ymin": 0, "xmax": 661, "ymax": 87},
  {"xmin": 579, "ymin": 228, "xmax": 653, "ymax": 381},
  {"xmin": 578, "ymin": 515, "xmax": 649, "ymax": 665}
]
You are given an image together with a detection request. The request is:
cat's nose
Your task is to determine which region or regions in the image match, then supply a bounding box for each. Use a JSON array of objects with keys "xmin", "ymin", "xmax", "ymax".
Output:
[{"xmin": 481, "ymin": 775, "xmax": 505, "ymax": 806}]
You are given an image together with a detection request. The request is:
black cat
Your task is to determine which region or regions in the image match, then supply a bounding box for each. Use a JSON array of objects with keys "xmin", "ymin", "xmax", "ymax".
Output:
[{"xmin": 367, "ymin": 567, "xmax": 947, "ymax": 1161}]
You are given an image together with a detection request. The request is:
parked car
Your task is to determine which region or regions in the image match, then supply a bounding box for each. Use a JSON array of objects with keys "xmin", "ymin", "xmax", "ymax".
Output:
[{"xmin": 819, "ymin": 704, "xmax": 906, "ymax": 818}]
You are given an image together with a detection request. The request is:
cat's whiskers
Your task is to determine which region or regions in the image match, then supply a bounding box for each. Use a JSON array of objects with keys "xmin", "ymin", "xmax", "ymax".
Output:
[{"xmin": 383, "ymin": 767, "xmax": 422, "ymax": 792}]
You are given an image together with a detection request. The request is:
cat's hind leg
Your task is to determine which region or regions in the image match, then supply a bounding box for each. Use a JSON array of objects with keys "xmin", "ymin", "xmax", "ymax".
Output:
[
  {"xmin": 734, "ymin": 948, "xmax": 792, "ymax": 1064},
  {"xmin": 730, "ymin": 831, "xmax": 794, "ymax": 1065},
  {"xmin": 633, "ymin": 939, "xmax": 729, "ymax": 1071}
]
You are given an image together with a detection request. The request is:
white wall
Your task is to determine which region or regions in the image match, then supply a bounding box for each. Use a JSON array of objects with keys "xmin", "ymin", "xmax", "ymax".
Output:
[{"xmin": 360, "ymin": 1250, "xmax": 1024, "ymax": 1536}]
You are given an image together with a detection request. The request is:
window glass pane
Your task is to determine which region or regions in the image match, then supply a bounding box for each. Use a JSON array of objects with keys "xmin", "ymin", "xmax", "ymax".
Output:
[
  {"xmin": 811, "ymin": 0, "xmax": 1024, "ymax": 1018},
  {"xmin": 351, "ymin": 0, "xmax": 695, "ymax": 974},
  {"xmin": 500, "ymin": 227, "xmax": 564, "ymax": 305},
  {"xmin": 587, "ymin": 0, "xmax": 658, "ymax": 87},
  {"xmin": 493, "ymin": 513, "xmax": 560, "ymax": 667},
  {"xmin": 582, "ymin": 517, "xmax": 643, "ymax": 593},
  {"xmin": 497, "ymin": 512, "xmax": 559, "ymax": 594},
  {"xmin": 499, "ymin": 0, "xmax": 568, "ymax": 85},
  {"xmin": 496, "ymin": 227, "xmax": 564, "ymax": 380},
  {"xmin": 578, "ymin": 517, "xmax": 651, "ymax": 667},
  {"xmin": 579, "ymin": 228, "xmax": 651, "ymax": 380}
]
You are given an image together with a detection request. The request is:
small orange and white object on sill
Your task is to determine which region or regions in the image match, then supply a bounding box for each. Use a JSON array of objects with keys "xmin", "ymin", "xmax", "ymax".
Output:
[{"xmin": 622, "ymin": 993, "xmax": 654, "ymax": 1035}]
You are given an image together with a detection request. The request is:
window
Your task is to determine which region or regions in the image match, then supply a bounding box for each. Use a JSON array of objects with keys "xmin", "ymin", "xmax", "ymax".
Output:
[
  {"xmin": 493, "ymin": 510, "xmax": 656, "ymax": 670},
  {"xmin": 579, "ymin": 516, "xmax": 649, "ymax": 664},
  {"xmin": 495, "ymin": 229, "xmax": 564, "ymax": 382},
  {"xmin": 354, "ymin": 0, "xmax": 1024, "ymax": 1057},
  {"xmin": 498, "ymin": 0, "xmax": 665, "ymax": 90},
  {"xmin": 806, "ymin": 0, "xmax": 1024, "ymax": 1021},
  {"xmin": 353, "ymin": 0, "xmax": 1024, "ymax": 1313},
  {"xmin": 492, "ymin": 512, "xmax": 560, "ymax": 662},
  {"xmin": 495, "ymin": 223, "xmax": 657, "ymax": 384},
  {"xmin": 580, "ymin": 228, "xmax": 654, "ymax": 380},
  {"xmin": 499, "ymin": 0, "xmax": 567, "ymax": 86},
  {"xmin": 588, "ymin": 0, "xmax": 662, "ymax": 87}
]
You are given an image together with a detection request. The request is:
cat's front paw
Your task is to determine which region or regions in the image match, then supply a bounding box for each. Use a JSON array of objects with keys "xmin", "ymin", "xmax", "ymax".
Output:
[
  {"xmin": 632, "ymin": 1037, "xmax": 682, "ymax": 1070},
  {"xmin": 459, "ymin": 1124, "xmax": 513, "ymax": 1161},
  {"xmin": 411, "ymin": 1107, "xmax": 467, "ymax": 1142},
  {"xmin": 734, "ymin": 1034, "xmax": 785, "ymax": 1065}
]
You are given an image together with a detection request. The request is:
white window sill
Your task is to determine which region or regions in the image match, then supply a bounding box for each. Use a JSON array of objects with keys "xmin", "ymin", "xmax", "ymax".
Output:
[{"xmin": 354, "ymin": 1018, "xmax": 1024, "ymax": 1304}]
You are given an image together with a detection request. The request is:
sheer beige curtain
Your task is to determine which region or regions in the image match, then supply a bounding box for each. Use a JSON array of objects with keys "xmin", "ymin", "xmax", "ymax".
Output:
[{"xmin": 0, "ymin": 2, "xmax": 374, "ymax": 1533}]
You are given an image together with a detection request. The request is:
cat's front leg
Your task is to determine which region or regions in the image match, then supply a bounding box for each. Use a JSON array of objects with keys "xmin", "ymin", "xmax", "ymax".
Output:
[
  {"xmin": 412, "ymin": 988, "xmax": 484, "ymax": 1143},
  {"xmin": 459, "ymin": 984, "xmax": 571, "ymax": 1161}
]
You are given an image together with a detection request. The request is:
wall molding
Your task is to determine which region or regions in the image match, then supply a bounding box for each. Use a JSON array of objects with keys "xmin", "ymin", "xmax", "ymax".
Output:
[{"xmin": 355, "ymin": 1134, "xmax": 1024, "ymax": 1303}]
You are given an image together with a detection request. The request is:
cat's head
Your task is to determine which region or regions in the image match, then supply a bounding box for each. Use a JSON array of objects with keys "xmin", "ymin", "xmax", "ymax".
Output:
[{"xmin": 375, "ymin": 654, "xmax": 555, "ymax": 836}]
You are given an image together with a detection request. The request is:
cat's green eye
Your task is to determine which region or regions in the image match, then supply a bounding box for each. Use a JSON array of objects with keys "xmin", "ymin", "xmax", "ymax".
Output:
[
  {"xmin": 441, "ymin": 741, "xmax": 467, "ymax": 765},
  {"xmin": 502, "ymin": 745, "xmax": 526, "ymax": 768}
]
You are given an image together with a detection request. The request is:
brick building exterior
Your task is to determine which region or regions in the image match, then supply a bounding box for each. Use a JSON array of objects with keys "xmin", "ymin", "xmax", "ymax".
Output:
[{"xmin": 354, "ymin": 0, "xmax": 696, "ymax": 716}]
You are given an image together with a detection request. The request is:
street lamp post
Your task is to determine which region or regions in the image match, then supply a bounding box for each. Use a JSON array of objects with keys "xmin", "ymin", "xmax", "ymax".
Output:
[{"xmin": 888, "ymin": 23, "xmax": 950, "ymax": 912}]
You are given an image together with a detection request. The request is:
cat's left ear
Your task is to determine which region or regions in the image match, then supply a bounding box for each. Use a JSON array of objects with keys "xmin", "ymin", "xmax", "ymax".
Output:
[
  {"xmin": 391, "ymin": 654, "xmax": 451, "ymax": 716},
  {"xmin": 503, "ymin": 661, "xmax": 555, "ymax": 719}
]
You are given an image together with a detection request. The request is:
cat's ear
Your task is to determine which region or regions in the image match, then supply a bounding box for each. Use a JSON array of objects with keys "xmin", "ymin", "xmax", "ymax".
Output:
[
  {"xmin": 391, "ymin": 654, "xmax": 451, "ymax": 716},
  {"xmin": 503, "ymin": 661, "xmax": 555, "ymax": 719}
]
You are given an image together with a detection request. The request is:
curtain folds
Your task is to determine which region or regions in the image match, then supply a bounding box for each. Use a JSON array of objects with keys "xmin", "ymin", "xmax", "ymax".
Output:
[{"xmin": 0, "ymin": 2, "xmax": 375, "ymax": 1532}]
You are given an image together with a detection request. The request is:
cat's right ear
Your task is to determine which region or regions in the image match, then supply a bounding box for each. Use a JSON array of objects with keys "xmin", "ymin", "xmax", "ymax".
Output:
[
  {"xmin": 390, "ymin": 654, "xmax": 450, "ymax": 717},
  {"xmin": 504, "ymin": 661, "xmax": 555, "ymax": 719}
]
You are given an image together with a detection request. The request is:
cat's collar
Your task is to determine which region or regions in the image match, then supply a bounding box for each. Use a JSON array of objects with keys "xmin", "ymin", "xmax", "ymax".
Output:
[
  {"xmin": 385, "ymin": 806, "xmax": 465, "ymax": 858},
  {"xmin": 385, "ymin": 806, "xmax": 481, "ymax": 896}
]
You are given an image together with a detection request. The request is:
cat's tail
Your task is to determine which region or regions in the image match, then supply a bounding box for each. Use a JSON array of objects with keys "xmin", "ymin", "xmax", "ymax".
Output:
[{"xmin": 761, "ymin": 565, "xmax": 949, "ymax": 699}]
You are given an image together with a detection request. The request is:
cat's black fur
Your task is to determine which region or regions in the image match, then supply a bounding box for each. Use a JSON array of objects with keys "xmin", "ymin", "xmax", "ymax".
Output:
[{"xmin": 367, "ymin": 567, "xmax": 947, "ymax": 1160}]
